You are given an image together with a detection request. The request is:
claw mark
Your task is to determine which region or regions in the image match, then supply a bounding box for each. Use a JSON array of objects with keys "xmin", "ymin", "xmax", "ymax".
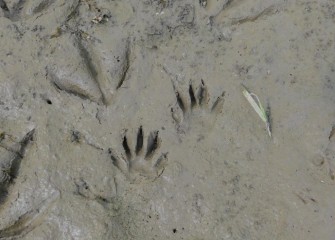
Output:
[
  {"xmin": 108, "ymin": 148, "xmax": 128, "ymax": 171},
  {"xmin": 145, "ymin": 131, "xmax": 160, "ymax": 160},
  {"xmin": 135, "ymin": 126, "xmax": 144, "ymax": 155},
  {"xmin": 122, "ymin": 135, "xmax": 132, "ymax": 160},
  {"xmin": 188, "ymin": 83, "xmax": 197, "ymax": 108},
  {"xmin": 175, "ymin": 91, "xmax": 186, "ymax": 114},
  {"xmin": 108, "ymin": 148, "xmax": 117, "ymax": 166}
]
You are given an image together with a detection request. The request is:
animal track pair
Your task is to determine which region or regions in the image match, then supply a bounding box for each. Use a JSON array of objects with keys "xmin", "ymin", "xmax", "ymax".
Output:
[
  {"xmin": 109, "ymin": 127, "xmax": 168, "ymax": 183},
  {"xmin": 110, "ymin": 80, "xmax": 224, "ymax": 182}
]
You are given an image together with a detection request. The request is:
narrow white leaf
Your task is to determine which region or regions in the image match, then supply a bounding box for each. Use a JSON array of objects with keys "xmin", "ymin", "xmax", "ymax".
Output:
[{"xmin": 242, "ymin": 88, "xmax": 272, "ymax": 137}]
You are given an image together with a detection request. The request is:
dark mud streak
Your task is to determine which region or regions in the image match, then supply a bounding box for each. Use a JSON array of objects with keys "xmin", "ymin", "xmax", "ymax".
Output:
[
  {"xmin": 145, "ymin": 131, "xmax": 160, "ymax": 159},
  {"xmin": 198, "ymin": 87, "xmax": 205, "ymax": 106},
  {"xmin": 175, "ymin": 91, "xmax": 186, "ymax": 113},
  {"xmin": 108, "ymin": 148, "xmax": 120, "ymax": 168},
  {"xmin": 189, "ymin": 84, "xmax": 197, "ymax": 108},
  {"xmin": 135, "ymin": 126, "xmax": 143, "ymax": 155},
  {"xmin": 122, "ymin": 135, "xmax": 132, "ymax": 160}
]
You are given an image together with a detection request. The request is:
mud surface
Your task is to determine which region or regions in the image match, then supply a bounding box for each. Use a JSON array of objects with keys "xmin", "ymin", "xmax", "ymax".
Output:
[{"xmin": 0, "ymin": 0, "xmax": 335, "ymax": 239}]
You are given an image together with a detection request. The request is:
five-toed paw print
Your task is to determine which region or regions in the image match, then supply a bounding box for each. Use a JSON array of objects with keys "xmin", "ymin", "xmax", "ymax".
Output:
[
  {"xmin": 108, "ymin": 127, "xmax": 168, "ymax": 183},
  {"xmin": 171, "ymin": 79, "xmax": 225, "ymax": 139}
]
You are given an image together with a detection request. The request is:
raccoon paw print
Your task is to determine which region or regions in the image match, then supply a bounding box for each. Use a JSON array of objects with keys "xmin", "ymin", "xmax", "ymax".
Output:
[{"xmin": 109, "ymin": 126, "xmax": 168, "ymax": 183}]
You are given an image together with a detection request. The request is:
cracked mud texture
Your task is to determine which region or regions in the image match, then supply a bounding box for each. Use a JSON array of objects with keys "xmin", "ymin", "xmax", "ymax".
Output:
[{"xmin": 0, "ymin": 0, "xmax": 335, "ymax": 239}]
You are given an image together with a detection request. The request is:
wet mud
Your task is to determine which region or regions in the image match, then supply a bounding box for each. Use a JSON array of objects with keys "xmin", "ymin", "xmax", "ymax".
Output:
[{"xmin": 0, "ymin": 0, "xmax": 335, "ymax": 239}]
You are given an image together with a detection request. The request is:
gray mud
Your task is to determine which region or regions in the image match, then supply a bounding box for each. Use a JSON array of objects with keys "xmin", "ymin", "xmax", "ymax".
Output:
[{"xmin": 0, "ymin": 0, "xmax": 335, "ymax": 239}]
